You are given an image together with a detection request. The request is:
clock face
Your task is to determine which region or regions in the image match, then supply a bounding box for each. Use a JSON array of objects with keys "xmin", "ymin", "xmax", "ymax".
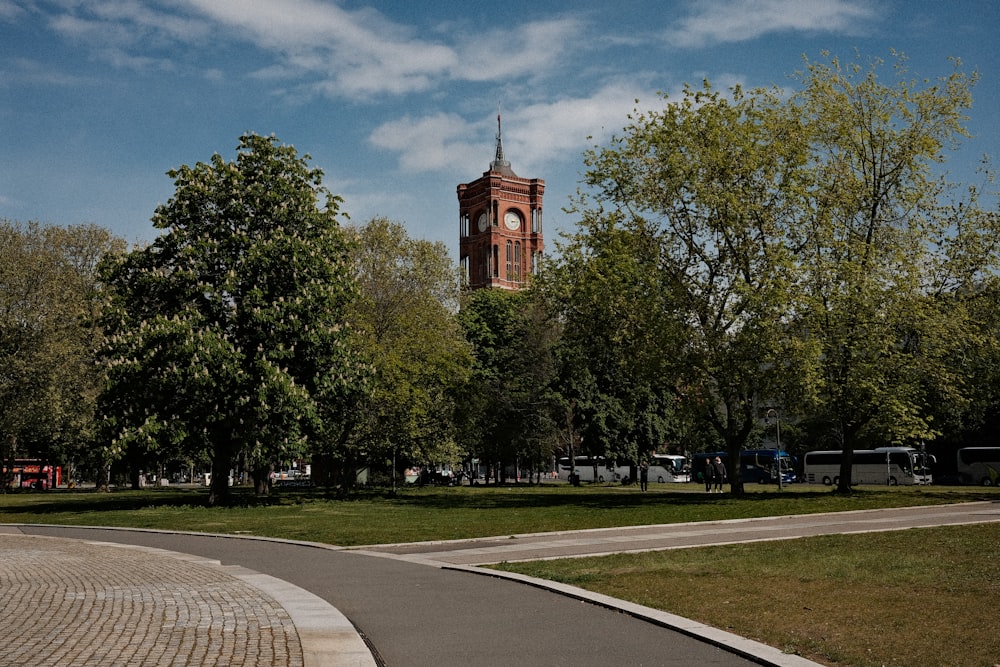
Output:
[
  {"xmin": 477, "ymin": 212, "xmax": 489, "ymax": 232},
  {"xmin": 503, "ymin": 210, "xmax": 521, "ymax": 230}
]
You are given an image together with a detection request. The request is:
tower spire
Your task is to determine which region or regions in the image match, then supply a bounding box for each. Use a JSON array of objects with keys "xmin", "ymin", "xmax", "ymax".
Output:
[{"xmin": 490, "ymin": 103, "xmax": 512, "ymax": 174}]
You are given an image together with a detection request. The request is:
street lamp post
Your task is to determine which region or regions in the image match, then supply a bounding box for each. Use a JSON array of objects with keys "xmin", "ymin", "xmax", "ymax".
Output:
[{"xmin": 767, "ymin": 408, "xmax": 782, "ymax": 492}]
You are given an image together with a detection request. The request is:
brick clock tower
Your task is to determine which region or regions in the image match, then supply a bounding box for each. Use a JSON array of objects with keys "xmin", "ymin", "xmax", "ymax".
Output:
[{"xmin": 457, "ymin": 114, "xmax": 544, "ymax": 290}]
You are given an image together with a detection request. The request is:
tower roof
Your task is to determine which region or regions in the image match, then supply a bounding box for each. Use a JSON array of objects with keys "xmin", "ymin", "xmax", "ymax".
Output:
[{"xmin": 489, "ymin": 112, "xmax": 516, "ymax": 176}]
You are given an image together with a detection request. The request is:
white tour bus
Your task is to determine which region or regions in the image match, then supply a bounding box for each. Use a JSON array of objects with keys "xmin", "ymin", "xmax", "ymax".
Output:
[
  {"xmin": 556, "ymin": 456, "xmax": 620, "ymax": 483},
  {"xmin": 956, "ymin": 447, "xmax": 1000, "ymax": 486},
  {"xmin": 637, "ymin": 454, "xmax": 690, "ymax": 483},
  {"xmin": 803, "ymin": 447, "xmax": 931, "ymax": 486}
]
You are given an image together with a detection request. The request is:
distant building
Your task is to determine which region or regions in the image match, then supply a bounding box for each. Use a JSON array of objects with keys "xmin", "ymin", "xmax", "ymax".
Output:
[{"xmin": 457, "ymin": 114, "xmax": 544, "ymax": 290}]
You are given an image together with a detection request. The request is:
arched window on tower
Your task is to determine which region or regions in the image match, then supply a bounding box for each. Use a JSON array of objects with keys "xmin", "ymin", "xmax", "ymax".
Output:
[
  {"xmin": 513, "ymin": 242, "xmax": 521, "ymax": 282},
  {"xmin": 492, "ymin": 244, "xmax": 499, "ymax": 278},
  {"xmin": 505, "ymin": 240, "xmax": 512, "ymax": 281},
  {"xmin": 531, "ymin": 207, "xmax": 542, "ymax": 234}
]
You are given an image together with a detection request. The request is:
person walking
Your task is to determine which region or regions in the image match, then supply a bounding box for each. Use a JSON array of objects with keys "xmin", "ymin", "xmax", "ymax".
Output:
[
  {"xmin": 712, "ymin": 456, "xmax": 727, "ymax": 493},
  {"xmin": 703, "ymin": 458, "xmax": 714, "ymax": 492},
  {"xmin": 639, "ymin": 459, "xmax": 649, "ymax": 492}
]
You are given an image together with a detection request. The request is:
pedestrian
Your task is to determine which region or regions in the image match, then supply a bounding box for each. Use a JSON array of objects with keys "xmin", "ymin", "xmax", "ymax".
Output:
[
  {"xmin": 712, "ymin": 456, "xmax": 727, "ymax": 493},
  {"xmin": 639, "ymin": 459, "xmax": 649, "ymax": 492},
  {"xmin": 703, "ymin": 458, "xmax": 714, "ymax": 492}
]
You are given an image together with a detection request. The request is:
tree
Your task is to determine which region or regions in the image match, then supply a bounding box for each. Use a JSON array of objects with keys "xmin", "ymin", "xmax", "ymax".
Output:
[
  {"xmin": 0, "ymin": 221, "xmax": 123, "ymax": 489},
  {"xmin": 457, "ymin": 288, "xmax": 560, "ymax": 483},
  {"xmin": 345, "ymin": 217, "xmax": 471, "ymax": 480},
  {"xmin": 97, "ymin": 133, "xmax": 367, "ymax": 504},
  {"xmin": 555, "ymin": 52, "xmax": 998, "ymax": 494},
  {"xmin": 558, "ymin": 81, "xmax": 811, "ymax": 493},
  {"xmin": 540, "ymin": 218, "xmax": 678, "ymax": 474},
  {"xmin": 790, "ymin": 52, "xmax": 1000, "ymax": 492}
]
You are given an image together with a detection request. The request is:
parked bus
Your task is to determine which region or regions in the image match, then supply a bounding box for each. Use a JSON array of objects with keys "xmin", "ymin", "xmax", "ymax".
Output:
[
  {"xmin": 692, "ymin": 449, "xmax": 797, "ymax": 485},
  {"xmin": 618, "ymin": 454, "xmax": 690, "ymax": 484},
  {"xmin": 556, "ymin": 456, "xmax": 619, "ymax": 483},
  {"xmin": 956, "ymin": 447, "xmax": 1000, "ymax": 486},
  {"xmin": 803, "ymin": 447, "xmax": 931, "ymax": 486},
  {"xmin": 1, "ymin": 459, "xmax": 62, "ymax": 490}
]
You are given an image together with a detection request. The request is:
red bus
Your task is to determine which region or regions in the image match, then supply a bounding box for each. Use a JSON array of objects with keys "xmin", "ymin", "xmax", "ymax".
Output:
[{"xmin": 2, "ymin": 459, "xmax": 62, "ymax": 490}]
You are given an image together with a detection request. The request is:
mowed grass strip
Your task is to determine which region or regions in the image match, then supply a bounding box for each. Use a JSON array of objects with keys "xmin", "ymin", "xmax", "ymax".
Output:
[
  {"xmin": 493, "ymin": 523, "xmax": 1000, "ymax": 667},
  {"xmin": 1, "ymin": 483, "xmax": 998, "ymax": 545}
]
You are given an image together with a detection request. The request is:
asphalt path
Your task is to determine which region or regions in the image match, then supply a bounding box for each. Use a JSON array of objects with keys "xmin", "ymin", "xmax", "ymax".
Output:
[{"xmin": 17, "ymin": 526, "xmax": 772, "ymax": 666}]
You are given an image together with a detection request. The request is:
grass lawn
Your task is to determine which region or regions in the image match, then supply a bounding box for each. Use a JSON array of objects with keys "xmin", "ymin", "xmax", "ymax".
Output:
[
  {"xmin": 2, "ymin": 482, "xmax": 998, "ymax": 666},
  {"xmin": 494, "ymin": 524, "xmax": 1000, "ymax": 667},
  {"xmin": 1, "ymin": 482, "xmax": 996, "ymax": 545}
]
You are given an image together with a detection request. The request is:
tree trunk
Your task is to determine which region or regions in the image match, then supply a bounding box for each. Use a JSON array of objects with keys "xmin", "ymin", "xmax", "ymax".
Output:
[
  {"xmin": 726, "ymin": 440, "xmax": 744, "ymax": 495},
  {"xmin": 208, "ymin": 451, "xmax": 232, "ymax": 506},
  {"xmin": 251, "ymin": 463, "xmax": 272, "ymax": 496},
  {"xmin": 835, "ymin": 447, "xmax": 855, "ymax": 494},
  {"xmin": 1, "ymin": 435, "xmax": 13, "ymax": 493},
  {"xmin": 95, "ymin": 461, "xmax": 110, "ymax": 492}
]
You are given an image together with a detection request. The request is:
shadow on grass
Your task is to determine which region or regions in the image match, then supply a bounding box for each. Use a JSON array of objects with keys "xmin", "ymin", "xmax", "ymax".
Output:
[
  {"xmin": 0, "ymin": 486, "xmax": 290, "ymax": 515},
  {"xmin": 2, "ymin": 484, "xmax": 993, "ymax": 518}
]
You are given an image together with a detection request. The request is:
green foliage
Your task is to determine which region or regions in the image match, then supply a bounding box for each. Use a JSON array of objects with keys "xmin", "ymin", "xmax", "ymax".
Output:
[
  {"xmin": 346, "ymin": 217, "xmax": 471, "ymax": 469},
  {"xmin": 789, "ymin": 53, "xmax": 1000, "ymax": 489},
  {"xmin": 551, "ymin": 82, "xmax": 810, "ymax": 490},
  {"xmin": 96, "ymin": 133, "xmax": 368, "ymax": 504},
  {"xmin": 547, "ymin": 52, "xmax": 999, "ymax": 493},
  {"xmin": 457, "ymin": 288, "xmax": 561, "ymax": 479},
  {"xmin": 0, "ymin": 220, "xmax": 124, "ymax": 481}
]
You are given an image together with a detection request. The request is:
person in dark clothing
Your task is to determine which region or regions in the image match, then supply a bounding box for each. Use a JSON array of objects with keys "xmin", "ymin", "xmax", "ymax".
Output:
[
  {"xmin": 703, "ymin": 458, "xmax": 714, "ymax": 492},
  {"xmin": 639, "ymin": 460, "xmax": 649, "ymax": 491},
  {"xmin": 712, "ymin": 456, "xmax": 727, "ymax": 493}
]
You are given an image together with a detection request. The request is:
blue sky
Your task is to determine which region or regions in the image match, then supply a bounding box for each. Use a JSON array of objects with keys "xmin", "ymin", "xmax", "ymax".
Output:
[{"xmin": 3, "ymin": 0, "xmax": 998, "ymax": 256}]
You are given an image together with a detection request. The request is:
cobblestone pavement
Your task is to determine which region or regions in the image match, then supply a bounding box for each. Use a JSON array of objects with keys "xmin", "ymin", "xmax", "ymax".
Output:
[{"xmin": 0, "ymin": 534, "xmax": 309, "ymax": 667}]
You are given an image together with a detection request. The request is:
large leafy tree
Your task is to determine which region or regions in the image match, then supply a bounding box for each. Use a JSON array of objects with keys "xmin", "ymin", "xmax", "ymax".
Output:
[
  {"xmin": 457, "ymin": 288, "xmax": 560, "ymax": 483},
  {"xmin": 558, "ymin": 82, "xmax": 811, "ymax": 493},
  {"xmin": 541, "ymin": 218, "xmax": 678, "ymax": 474},
  {"xmin": 97, "ymin": 134, "xmax": 367, "ymax": 504},
  {"xmin": 347, "ymin": 217, "xmax": 471, "ymax": 477},
  {"xmin": 1, "ymin": 221, "xmax": 123, "ymax": 487},
  {"xmin": 557, "ymin": 53, "xmax": 999, "ymax": 495},
  {"xmin": 790, "ymin": 53, "xmax": 1000, "ymax": 492}
]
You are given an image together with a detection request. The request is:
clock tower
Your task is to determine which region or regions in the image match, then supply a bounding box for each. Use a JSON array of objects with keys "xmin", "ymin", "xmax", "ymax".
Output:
[{"xmin": 457, "ymin": 114, "xmax": 544, "ymax": 290}]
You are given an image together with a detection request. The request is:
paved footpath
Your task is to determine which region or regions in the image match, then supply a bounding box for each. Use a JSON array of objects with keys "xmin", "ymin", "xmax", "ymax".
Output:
[
  {"xmin": 356, "ymin": 501, "xmax": 1000, "ymax": 565},
  {"xmin": 4, "ymin": 501, "xmax": 999, "ymax": 667},
  {"xmin": 0, "ymin": 530, "xmax": 373, "ymax": 667}
]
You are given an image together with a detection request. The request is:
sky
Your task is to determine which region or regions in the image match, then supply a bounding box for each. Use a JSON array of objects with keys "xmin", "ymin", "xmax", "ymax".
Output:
[{"xmin": 3, "ymin": 0, "xmax": 999, "ymax": 258}]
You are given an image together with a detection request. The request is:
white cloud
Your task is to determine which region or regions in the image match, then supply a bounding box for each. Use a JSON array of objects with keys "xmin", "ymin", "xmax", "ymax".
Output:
[
  {"xmin": 182, "ymin": 0, "xmax": 584, "ymax": 99},
  {"xmin": 453, "ymin": 18, "xmax": 583, "ymax": 82},
  {"xmin": 3, "ymin": 57, "xmax": 93, "ymax": 86},
  {"xmin": 45, "ymin": 1, "xmax": 210, "ymax": 71},
  {"xmin": 369, "ymin": 113, "xmax": 481, "ymax": 172},
  {"xmin": 182, "ymin": 0, "xmax": 457, "ymax": 98},
  {"xmin": 369, "ymin": 82, "xmax": 657, "ymax": 177},
  {"xmin": 0, "ymin": 0, "xmax": 24, "ymax": 21},
  {"xmin": 664, "ymin": 0, "xmax": 877, "ymax": 48},
  {"xmin": 34, "ymin": 0, "xmax": 586, "ymax": 99}
]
